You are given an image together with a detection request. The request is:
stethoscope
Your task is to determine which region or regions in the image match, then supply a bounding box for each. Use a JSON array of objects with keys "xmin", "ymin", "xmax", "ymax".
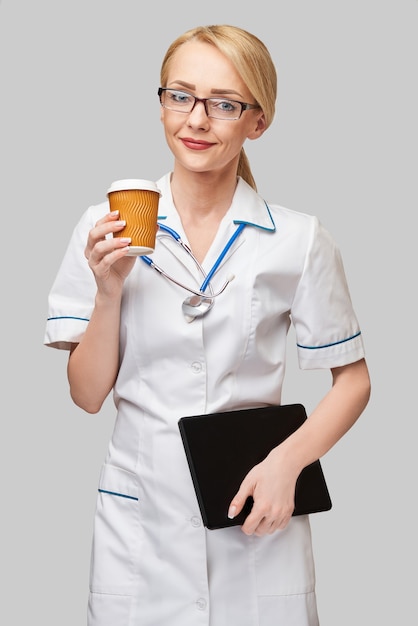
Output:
[{"xmin": 139, "ymin": 222, "xmax": 246, "ymax": 322}]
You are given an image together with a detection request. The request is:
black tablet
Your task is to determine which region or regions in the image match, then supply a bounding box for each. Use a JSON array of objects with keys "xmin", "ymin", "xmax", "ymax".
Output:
[{"xmin": 178, "ymin": 403, "xmax": 332, "ymax": 530}]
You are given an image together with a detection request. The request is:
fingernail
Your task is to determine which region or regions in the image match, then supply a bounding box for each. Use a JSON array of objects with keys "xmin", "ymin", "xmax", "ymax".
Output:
[
  {"xmin": 110, "ymin": 210, "xmax": 119, "ymax": 216},
  {"xmin": 228, "ymin": 505, "xmax": 236, "ymax": 519}
]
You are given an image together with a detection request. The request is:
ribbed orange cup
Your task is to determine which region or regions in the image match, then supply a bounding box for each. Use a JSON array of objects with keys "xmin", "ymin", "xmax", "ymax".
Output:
[{"xmin": 107, "ymin": 179, "xmax": 161, "ymax": 255}]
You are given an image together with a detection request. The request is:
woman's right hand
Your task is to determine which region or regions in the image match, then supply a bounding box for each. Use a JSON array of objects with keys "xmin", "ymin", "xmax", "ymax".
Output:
[{"xmin": 85, "ymin": 210, "xmax": 137, "ymax": 297}]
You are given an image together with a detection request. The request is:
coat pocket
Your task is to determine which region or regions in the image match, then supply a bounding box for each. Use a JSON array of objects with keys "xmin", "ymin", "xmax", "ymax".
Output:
[{"xmin": 89, "ymin": 463, "xmax": 141, "ymax": 595}]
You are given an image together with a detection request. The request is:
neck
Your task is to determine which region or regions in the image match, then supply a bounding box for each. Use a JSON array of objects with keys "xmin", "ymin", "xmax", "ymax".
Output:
[
  {"xmin": 169, "ymin": 165, "xmax": 239, "ymax": 263},
  {"xmin": 170, "ymin": 165, "xmax": 238, "ymax": 223}
]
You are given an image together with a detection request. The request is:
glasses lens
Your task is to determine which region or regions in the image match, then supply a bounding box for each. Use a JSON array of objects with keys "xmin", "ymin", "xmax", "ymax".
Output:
[
  {"xmin": 161, "ymin": 89, "xmax": 194, "ymax": 112},
  {"xmin": 206, "ymin": 99, "xmax": 241, "ymax": 120}
]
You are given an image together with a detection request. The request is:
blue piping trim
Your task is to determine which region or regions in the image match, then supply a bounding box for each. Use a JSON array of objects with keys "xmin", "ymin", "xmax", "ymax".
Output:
[
  {"xmin": 297, "ymin": 331, "xmax": 362, "ymax": 350},
  {"xmin": 98, "ymin": 489, "xmax": 139, "ymax": 501},
  {"xmin": 233, "ymin": 201, "xmax": 276, "ymax": 232},
  {"xmin": 47, "ymin": 315, "xmax": 90, "ymax": 322}
]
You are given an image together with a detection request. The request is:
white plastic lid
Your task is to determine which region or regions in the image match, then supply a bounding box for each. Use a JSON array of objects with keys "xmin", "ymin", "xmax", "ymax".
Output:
[{"xmin": 107, "ymin": 179, "xmax": 161, "ymax": 196}]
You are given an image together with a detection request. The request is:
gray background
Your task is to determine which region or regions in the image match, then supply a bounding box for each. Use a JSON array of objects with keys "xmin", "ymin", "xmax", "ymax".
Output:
[{"xmin": 1, "ymin": 0, "xmax": 417, "ymax": 624}]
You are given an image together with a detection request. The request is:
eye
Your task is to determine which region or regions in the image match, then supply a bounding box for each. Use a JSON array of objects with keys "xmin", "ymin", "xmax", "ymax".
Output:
[
  {"xmin": 211, "ymin": 99, "xmax": 239, "ymax": 113},
  {"xmin": 169, "ymin": 90, "xmax": 193, "ymax": 105}
]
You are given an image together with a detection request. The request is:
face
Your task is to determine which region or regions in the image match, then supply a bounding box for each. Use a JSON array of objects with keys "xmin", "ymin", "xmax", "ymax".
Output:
[{"xmin": 160, "ymin": 40, "xmax": 266, "ymax": 176}]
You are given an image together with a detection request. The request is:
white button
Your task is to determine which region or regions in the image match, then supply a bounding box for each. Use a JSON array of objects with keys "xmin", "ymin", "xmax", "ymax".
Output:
[
  {"xmin": 196, "ymin": 598, "xmax": 207, "ymax": 611},
  {"xmin": 191, "ymin": 361, "xmax": 202, "ymax": 373},
  {"xmin": 191, "ymin": 516, "xmax": 202, "ymax": 527}
]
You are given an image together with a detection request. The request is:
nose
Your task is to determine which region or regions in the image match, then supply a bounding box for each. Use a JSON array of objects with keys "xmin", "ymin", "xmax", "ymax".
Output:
[{"xmin": 187, "ymin": 98, "xmax": 210, "ymax": 125}]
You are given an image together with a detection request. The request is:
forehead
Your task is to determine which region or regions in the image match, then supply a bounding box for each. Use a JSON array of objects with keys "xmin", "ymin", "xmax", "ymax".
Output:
[{"xmin": 167, "ymin": 40, "xmax": 247, "ymax": 94}]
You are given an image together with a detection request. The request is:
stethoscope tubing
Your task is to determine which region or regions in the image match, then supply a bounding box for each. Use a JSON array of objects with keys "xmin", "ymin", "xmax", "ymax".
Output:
[{"xmin": 139, "ymin": 222, "xmax": 245, "ymax": 297}]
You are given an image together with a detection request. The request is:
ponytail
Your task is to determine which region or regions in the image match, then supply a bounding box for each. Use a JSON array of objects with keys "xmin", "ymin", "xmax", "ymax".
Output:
[{"xmin": 237, "ymin": 148, "xmax": 257, "ymax": 191}]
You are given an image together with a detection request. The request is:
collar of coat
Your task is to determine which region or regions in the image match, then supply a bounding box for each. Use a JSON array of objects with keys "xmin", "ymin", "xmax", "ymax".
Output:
[{"xmin": 156, "ymin": 174, "xmax": 276, "ymax": 234}]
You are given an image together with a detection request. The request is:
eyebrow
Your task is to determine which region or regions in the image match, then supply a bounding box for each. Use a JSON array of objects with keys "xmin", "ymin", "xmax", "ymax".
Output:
[{"xmin": 168, "ymin": 80, "xmax": 244, "ymax": 98}]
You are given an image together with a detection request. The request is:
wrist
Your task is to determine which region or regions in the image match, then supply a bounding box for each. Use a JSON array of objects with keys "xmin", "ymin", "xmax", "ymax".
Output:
[
  {"xmin": 269, "ymin": 439, "xmax": 306, "ymax": 477},
  {"xmin": 94, "ymin": 289, "xmax": 123, "ymax": 310}
]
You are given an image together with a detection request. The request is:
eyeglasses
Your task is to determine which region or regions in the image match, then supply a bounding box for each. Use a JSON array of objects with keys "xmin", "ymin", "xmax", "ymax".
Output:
[{"xmin": 158, "ymin": 87, "xmax": 260, "ymax": 121}]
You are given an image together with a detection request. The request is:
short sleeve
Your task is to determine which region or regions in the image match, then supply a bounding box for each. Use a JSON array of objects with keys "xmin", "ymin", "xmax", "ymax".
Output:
[
  {"xmin": 291, "ymin": 217, "xmax": 365, "ymax": 370},
  {"xmin": 44, "ymin": 202, "xmax": 108, "ymax": 350}
]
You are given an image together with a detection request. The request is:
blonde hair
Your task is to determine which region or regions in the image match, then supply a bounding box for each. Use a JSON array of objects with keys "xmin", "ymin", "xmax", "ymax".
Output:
[{"xmin": 160, "ymin": 25, "xmax": 277, "ymax": 190}]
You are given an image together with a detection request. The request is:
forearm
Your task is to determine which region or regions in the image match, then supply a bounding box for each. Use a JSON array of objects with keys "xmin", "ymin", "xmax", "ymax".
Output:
[
  {"xmin": 67, "ymin": 292, "xmax": 123, "ymax": 413},
  {"xmin": 277, "ymin": 358, "xmax": 371, "ymax": 474}
]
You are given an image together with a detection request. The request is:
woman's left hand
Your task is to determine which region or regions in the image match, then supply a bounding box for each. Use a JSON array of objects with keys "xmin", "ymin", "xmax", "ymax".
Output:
[{"xmin": 228, "ymin": 448, "xmax": 299, "ymax": 536}]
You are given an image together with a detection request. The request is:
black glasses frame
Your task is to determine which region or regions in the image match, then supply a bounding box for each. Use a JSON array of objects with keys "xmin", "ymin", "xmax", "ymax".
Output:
[{"xmin": 158, "ymin": 87, "xmax": 259, "ymax": 120}]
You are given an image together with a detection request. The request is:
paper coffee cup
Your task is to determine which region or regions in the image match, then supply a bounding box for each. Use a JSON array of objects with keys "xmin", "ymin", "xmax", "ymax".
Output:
[{"xmin": 107, "ymin": 179, "xmax": 161, "ymax": 255}]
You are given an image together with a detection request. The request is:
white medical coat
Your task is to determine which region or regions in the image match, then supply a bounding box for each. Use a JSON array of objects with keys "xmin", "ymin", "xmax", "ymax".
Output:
[{"xmin": 45, "ymin": 174, "xmax": 365, "ymax": 625}]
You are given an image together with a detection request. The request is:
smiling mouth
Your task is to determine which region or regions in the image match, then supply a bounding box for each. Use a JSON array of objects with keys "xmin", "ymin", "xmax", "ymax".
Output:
[{"xmin": 180, "ymin": 138, "xmax": 214, "ymax": 150}]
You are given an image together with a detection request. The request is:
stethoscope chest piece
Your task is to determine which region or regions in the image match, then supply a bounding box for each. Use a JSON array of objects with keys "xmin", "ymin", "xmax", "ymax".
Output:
[{"xmin": 182, "ymin": 295, "xmax": 214, "ymax": 323}]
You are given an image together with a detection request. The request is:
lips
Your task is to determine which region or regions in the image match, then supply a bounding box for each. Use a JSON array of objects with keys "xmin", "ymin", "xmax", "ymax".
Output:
[{"xmin": 180, "ymin": 137, "xmax": 214, "ymax": 150}]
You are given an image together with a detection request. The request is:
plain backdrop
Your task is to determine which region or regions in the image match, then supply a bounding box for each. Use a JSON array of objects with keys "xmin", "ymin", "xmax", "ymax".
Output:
[{"xmin": 1, "ymin": 1, "xmax": 417, "ymax": 624}]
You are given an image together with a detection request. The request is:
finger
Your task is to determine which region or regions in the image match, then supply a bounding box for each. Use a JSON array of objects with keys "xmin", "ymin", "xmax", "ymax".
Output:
[
  {"xmin": 85, "ymin": 213, "xmax": 126, "ymax": 259},
  {"xmin": 97, "ymin": 209, "xmax": 121, "ymax": 226},
  {"xmin": 92, "ymin": 211, "xmax": 127, "ymax": 242},
  {"xmin": 257, "ymin": 513, "xmax": 292, "ymax": 535},
  {"xmin": 252, "ymin": 517, "xmax": 276, "ymax": 537},
  {"xmin": 228, "ymin": 480, "xmax": 254, "ymax": 521},
  {"xmin": 85, "ymin": 223, "xmax": 127, "ymax": 261},
  {"xmin": 88, "ymin": 237, "xmax": 132, "ymax": 267},
  {"xmin": 238, "ymin": 499, "xmax": 293, "ymax": 536},
  {"xmin": 240, "ymin": 501, "xmax": 268, "ymax": 535}
]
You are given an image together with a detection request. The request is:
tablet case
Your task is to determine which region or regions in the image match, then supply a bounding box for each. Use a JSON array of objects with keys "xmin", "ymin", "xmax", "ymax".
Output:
[{"xmin": 178, "ymin": 403, "xmax": 332, "ymax": 530}]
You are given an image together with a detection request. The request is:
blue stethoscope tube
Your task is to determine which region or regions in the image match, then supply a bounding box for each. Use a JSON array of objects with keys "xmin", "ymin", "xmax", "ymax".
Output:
[{"xmin": 139, "ymin": 222, "xmax": 245, "ymax": 297}]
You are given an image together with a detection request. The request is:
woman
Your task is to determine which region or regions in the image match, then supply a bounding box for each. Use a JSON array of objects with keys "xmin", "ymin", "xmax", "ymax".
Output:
[{"xmin": 45, "ymin": 24, "xmax": 371, "ymax": 626}]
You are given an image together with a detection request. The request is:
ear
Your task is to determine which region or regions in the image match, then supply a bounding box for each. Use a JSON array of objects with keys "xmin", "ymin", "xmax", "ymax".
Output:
[{"xmin": 247, "ymin": 112, "xmax": 267, "ymax": 140}]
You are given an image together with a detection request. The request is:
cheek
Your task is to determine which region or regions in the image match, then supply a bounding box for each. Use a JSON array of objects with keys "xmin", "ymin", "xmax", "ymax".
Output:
[
  {"xmin": 228, "ymin": 130, "xmax": 251, "ymax": 152},
  {"xmin": 161, "ymin": 110, "xmax": 179, "ymax": 134}
]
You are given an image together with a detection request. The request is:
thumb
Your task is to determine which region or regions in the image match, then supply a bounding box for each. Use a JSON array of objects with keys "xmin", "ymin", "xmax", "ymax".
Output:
[{"xmin": 228, "ymin": 478, "xmax": 254, "ymax": 520}]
